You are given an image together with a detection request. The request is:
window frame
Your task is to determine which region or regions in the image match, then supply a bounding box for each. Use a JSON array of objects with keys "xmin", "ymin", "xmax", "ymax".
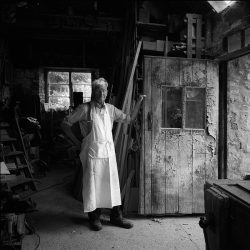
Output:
[
  {"xmin": 44, "ymin": 67, "xmax": 98, "ymax": 110},
  {"xmin": 161, "ymin": 85, "xmax": 206, "ymax": 131}
]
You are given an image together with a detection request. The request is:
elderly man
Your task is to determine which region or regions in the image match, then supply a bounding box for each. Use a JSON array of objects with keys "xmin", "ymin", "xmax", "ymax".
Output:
[{"xmin": 62, "ymin": 77, "xmax": 145, "ymax": 231}]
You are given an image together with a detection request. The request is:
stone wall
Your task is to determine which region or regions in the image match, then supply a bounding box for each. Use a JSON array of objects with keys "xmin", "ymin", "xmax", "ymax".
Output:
[
  {"xmin": 13, "ymin": 68, "xmax": 39, "ymax": 96},
  {"xmin": 227, "ymin": 54, "xmax": 250, "ymax": 179},
  {"xmin": 208, "ymin": 1, "xmax": 249, "ymax": 57}
]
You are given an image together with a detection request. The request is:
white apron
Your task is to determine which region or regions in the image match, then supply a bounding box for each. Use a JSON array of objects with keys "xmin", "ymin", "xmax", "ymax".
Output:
[{"xmin": 79, "ymin": 102, "xmax": 121, "ymax": 212}]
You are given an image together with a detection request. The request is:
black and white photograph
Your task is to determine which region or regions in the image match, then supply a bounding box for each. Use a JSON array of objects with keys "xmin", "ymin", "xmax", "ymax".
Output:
[{"xmin": 0, "ymin": 1, "xmax": 250, "ymax": 249}]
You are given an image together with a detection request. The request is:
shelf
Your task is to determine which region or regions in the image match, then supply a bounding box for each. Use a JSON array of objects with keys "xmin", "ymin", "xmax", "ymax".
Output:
[
  {"xmin": 6, "ymin": 163, "xmax": 28, "ymax": 171},
  {"xmin": 0, "ymin": 122, "xmax": 10, "ymax": 128},
  {"xmin": 0, "ymin": 175, "xmax": 35, "ymax": 188},
  {"xmin": 0, "ymin": 137, "xmax": 17, "ymax": 143},
  {"xmin": 1, "ymin": 151, "xmax": 24, "ymax": 158},
  {"xmin": 136, "ymin": 22, "xmax": 167, "ymax": 32}
]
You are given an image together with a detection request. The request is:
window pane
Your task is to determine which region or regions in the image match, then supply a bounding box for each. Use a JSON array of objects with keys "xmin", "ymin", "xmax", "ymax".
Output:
[
  {"xmin": 49, "ymin": 84, "xmax": 69, "ymax": 97},
  {"xmin": 186, "ymin": 88, "xmax": 204, "ymax": 101},
  {"xmin": 162, "ymin": 87, "xmax": 182, "ymax": 128},
  {"xmin": 73, "ymin": 84, "xmax": 91, "ymax": 98},
  {"xmin": 185, "ymin": 88, "xmax": 205, "ymax": 129},
  {"xmin": 49, "ymin": 97, "xmax": 70, "ymax": 110},
  {"xmin": 48, "ymin": 72, "xmax": 69, "ymax": 84},
  {"xmin": 71, "ymin": 72, "xmax": 91, "ymax": 84}
]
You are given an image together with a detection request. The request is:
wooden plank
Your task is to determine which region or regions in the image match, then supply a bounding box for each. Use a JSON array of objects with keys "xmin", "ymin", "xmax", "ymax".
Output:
[
  {"xmin": 164, "ymin": 58, "xmax": 181, "ymax": 213},
  {"xmin": 178, "ymin": 134, "xmax": 193, "ymax": 214},
  {"xmin": 123, "ymin": 170, "xmax": 135, "ymax": 214},
  {"xmin": 216, "ymin": 44, "xmax": 250, "ymax": 62},
  {"xmin": 196, "ymin": 18, "xmax": 202, "ymax": 58},
  {"xmin": 215, "ymin": 184, "xmax": 250, "ymax": 206},
  {"xmin": 143, "ymin": 57, "xmax": 152, "ymax": 214},
  {"xmin": 236, "ymin": 182, "xmax": 250, "ymax": 192},
  {"xmin": 192, "ymin": 60, "xmax": 206, "ymax": 87},
  {"xmin": 116, "ymin": 132, "xmax": 124, "ymax": 172},
  {"xmin": 206, "ymin": 60, "xmax": 219, "ymax": 181},
  {"xmin": 180, "ymin": 59, "xmax": 193, "ymax": 86},
  {"xmin": 139, "ymin": 82, "xmax": 145, "ymax": 214},
  {"xmin": 151, "ymin": 57, "xmax": 166, "ymax": 214},
  {"xmin": 165, "ymin": 133, "xmax": 179, "ymax": 213},
  {"xmin": 205, "ymin": 18, "xmax": 212, "ymax": 49},
  {"xmin": 164, "ymin": 36, "xmax": 169, "ymax": 56},
  {"xmin": 114, "ymin": 41, "xmax": 142, "ymax": 144},
  {"xmin": 187, "ymin": 16, "xmax": 193, "ymax": 58},
  {"xmin": 190, "ymin": 60, "xmax": 206, "ymax": 213},
  {"xmin": 119, "ymin": 134, "xmax": 128, "ymax": 183},
  {"xmin": 165, "ymin": 58, "xmax": 180, "ymax": 86},
  {"xmin": 192, "ymin": 133, "xmax": 206, "ymax": 213}
]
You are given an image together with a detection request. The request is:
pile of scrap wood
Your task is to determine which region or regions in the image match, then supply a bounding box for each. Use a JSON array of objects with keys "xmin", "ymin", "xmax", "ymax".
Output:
[
  {"xmin": 114, "ymin": 41, "xmax": 142, "ymax": 214},
  {"xmin": 0, "ymin": 186, "xmax": 37, "ymax": 248}
]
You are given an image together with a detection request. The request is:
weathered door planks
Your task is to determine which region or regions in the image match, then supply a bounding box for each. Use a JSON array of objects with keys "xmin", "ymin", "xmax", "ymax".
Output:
[
  {"xmin": 192, "ymin": 133, "xmax": 206, "ymax": 213},
  {"xmin": 165, "ymin": 133, "xmax": 179, "ymax": 213},
  {"xmin": 143, "ymin": 57, "xmax": 152, "ymax": 214},
  {"xmin": 151, "ymin": 58, "xmax": 166, "ymax": 214},
  {"xmin": 140, "ymin": 56, "xmax": 219, "ymax": 215},
  {"xmin": 178, "ymin": 134, "xmax": 193, "ymax": 214}
]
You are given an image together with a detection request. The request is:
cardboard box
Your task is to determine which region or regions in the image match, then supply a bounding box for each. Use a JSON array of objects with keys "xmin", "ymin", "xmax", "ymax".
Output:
[
  {"xmin": 143, "ymin": 41, "xmax": 156, "ymax": 50},
  {"xmin": 156, "ymin": 40, "xmax": 165, "ymax": 51}
]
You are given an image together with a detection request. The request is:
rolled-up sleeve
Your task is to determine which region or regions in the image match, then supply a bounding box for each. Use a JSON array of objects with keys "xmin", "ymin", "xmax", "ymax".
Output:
[
  {"xmin": 113, "ymin": 106, "xmax": 131, "ymax": 123},
  {"xmin": 64, "ymin": 104, "xmax": 88, "ymax": 126}
]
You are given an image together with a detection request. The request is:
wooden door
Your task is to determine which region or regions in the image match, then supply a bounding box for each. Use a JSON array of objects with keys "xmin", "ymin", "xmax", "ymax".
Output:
[{"xmin": 140, "ymin": 56, "xmax": 219, "ymax": 215}]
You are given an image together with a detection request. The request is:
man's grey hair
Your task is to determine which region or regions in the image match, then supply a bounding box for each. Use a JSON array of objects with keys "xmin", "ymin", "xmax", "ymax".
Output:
[{"xmin": 92, "ymin": 78, "xmax": 108, "ymax": 90}]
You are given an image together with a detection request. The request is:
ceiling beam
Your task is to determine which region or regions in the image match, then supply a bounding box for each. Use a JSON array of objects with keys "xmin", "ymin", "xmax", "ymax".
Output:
[
  {"xmin": 1, "ymin": 14, "xmax": 122, "ymax": 39},
  {"xmin": 216, "ymin": 45, "xmax": 250, "ymax": 61}
]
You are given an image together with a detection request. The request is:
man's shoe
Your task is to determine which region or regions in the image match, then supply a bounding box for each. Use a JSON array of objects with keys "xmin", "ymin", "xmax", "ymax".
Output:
[
  {"xmin": 110, "ymin": 216, "xmax": 133, "ymax": 229},
  {"xmin": 89, "ymin": 218, "xmax": 102, "ymax": 231},
  {"xmin": 110, "ymin": 206, "xmax": 133, "ymax": 229},
  {"xmin": 88, "ymin": 209, "xmax": 102, "ymax": 231}
]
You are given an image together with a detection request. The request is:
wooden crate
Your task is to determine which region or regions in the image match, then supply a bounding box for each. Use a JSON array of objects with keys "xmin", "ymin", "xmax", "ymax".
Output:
[{"xmin": 203, "ymin": 180, "xmax": 250, "ymax": 250}]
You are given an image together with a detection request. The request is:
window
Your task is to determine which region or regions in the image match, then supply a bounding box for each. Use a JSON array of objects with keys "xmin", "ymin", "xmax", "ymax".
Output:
[
  {"xmin": 162, "ymin": 86, "xmax": 206, "ymax": 129},
  {"xmin": 47, "ymin": 70, "xmax": 92, "ymax": 110},
  {"xmin": 207, "ymin": 1, "xmax": 236, "ymax": 13},
  {"xmin": 162, "ymin": 87, "xmax": 183, "ymax": 128}
]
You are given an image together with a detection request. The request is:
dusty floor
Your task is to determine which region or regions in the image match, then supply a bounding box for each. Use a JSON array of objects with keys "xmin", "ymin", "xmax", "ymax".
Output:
[{"xmin": 22, "ymin": 163, "xmax": 206, "ymax": 250}]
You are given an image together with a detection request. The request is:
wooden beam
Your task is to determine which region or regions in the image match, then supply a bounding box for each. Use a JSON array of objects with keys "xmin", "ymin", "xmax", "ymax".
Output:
[
  {"xmin": 196, "ymin": 18, "xmax": 202, "ymax": 58},
  {"xmin": 123, "ymin": 169, "xmax": 135, "ymax": 214},
  {"xmin": 2, "ymin": 26, "xmax": 119, "ymax": 40},
  {"xmin": 114, "ymin": 40, "xmax": 142, "ymax": 144},
  {"xmin": 8, "ymin": 14, "xmax": 122, "ymax": 32},
  {"xmin": 216, "ymin": 45, "xmax": 250, "ymax": 62},
  {"xmin": 218, "ymin": 61, "xmax": 228, "ymax": 179}
]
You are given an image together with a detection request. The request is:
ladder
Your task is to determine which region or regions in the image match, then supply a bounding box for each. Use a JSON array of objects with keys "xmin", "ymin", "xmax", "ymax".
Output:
[{"xmin": 0, "ymin": 121, "xmax": 37, "ymax": 194}]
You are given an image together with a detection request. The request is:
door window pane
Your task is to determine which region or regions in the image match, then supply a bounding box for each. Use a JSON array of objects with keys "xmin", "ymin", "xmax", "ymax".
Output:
[
  {"xmin": 162, "ymin": 87, "xmax": 183, "ymax": 128},
  {"xmin": 185, "ymin": 88, "xmax": 205, "ymax": 129}
]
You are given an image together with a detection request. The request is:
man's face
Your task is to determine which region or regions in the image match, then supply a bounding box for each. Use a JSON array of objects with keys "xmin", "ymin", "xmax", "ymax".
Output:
[{"xmin": 93, "ymin": 85, "xmax": 108, "ymax": 105}]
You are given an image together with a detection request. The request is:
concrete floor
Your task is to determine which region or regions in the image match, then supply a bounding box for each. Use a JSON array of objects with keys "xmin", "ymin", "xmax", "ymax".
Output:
[{"xmin": 22, "ymin": 163, "xmax": 206, "ymax": 250}]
